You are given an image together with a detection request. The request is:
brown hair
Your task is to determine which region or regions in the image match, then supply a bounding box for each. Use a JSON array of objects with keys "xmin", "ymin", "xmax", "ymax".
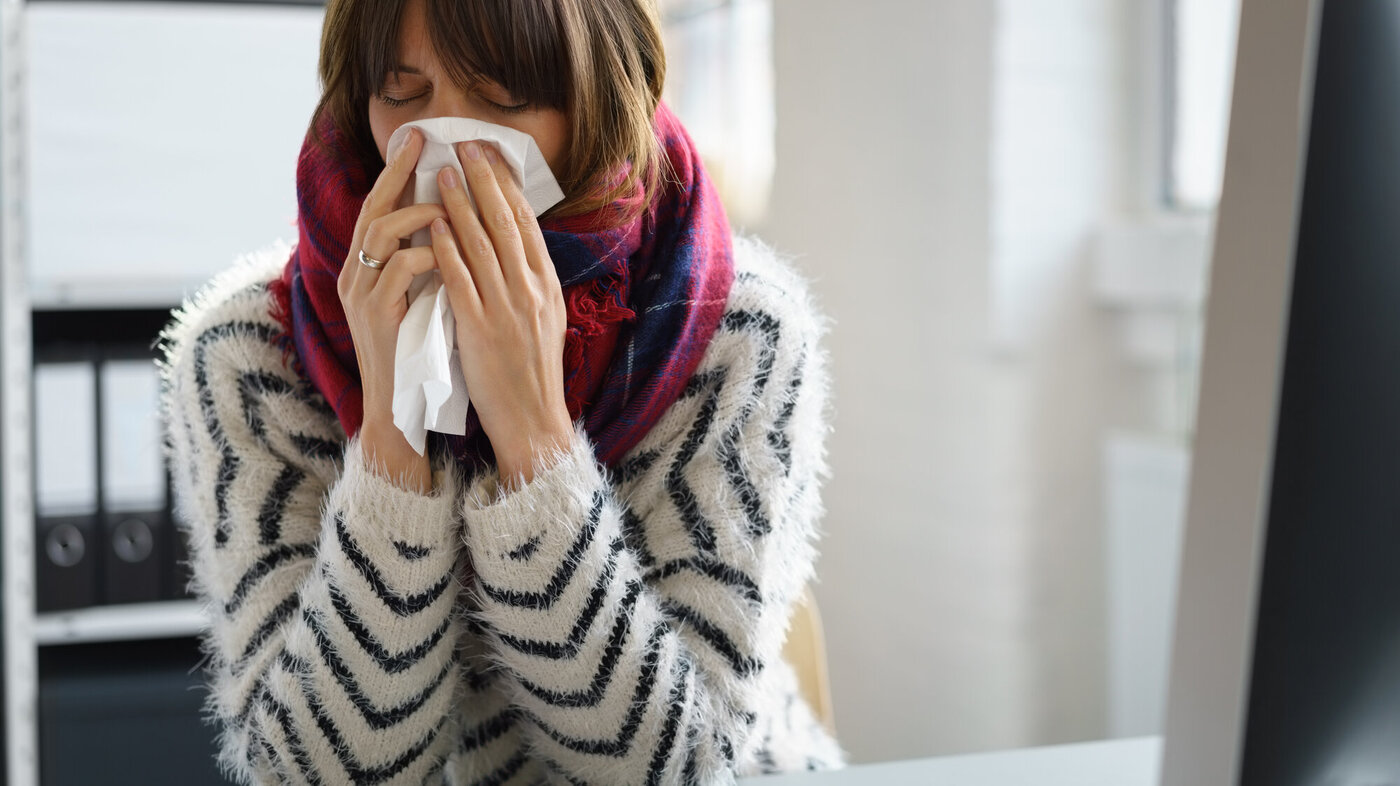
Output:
[{"xmin": 312, "ymin": 0, "xmax": 667, "ymax": 222}]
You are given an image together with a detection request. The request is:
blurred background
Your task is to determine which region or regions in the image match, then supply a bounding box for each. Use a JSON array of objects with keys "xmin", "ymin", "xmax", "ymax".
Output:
[{"xmin": 0, "ymin": 0, "xmax": 1240, "ymax": 781}]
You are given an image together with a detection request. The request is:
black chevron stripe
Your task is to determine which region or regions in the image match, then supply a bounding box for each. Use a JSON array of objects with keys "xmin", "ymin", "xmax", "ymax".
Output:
[
  {"xmin": 264, "ymin": 691, "xmax": 327, "ymax": 786},
  {"xmin": 192, "ymin": 321, "xmax": 279, "ymax": 548},
  {"xmin": 506, "ymin": 536, "xmax": 542, "ymax": 561},
  {"xmin": 394, "ymin": 541, "xmax": 433, "ymax": 561},
  {"xmin": 494, "ymin": 539, "xmax": 626, "ymax": 660},
  {"xmin": 459, "ymin": 709, "xmax": 520, "ymax": 751},
  {"xmin": 681, "ymin": 724, "xmax": 701, "ymax": 785},
  {"xmin": 644, "ymin": 654, "xmax": 694, "ymax": 785},
  {"xmin": 257, "ymin": 465, "xmax": 305, "ymax": 545},
  {"xmin": 478, "ymin": 489, "xmax": 605, "ymax": 610},
  {"xmin": 248, "ymin": 726, "xmax": 285, "ymax": 783},
  {"xmin": 660, "ymin": 599, "xmax": 764, "ymax": 678},
  {"xmin": 235, "ymin": 592, "xmax": 301, "ymax": 669},
  {"xmin": 720, "ymin": 310, "xmax": 780, "ymax": 400},
  {"xmin": 668, "ymin": 369, "xmax": 723, "ymax": 553},
  {"xmin": 621, "ymin": 508, "xmax": 657, "ymax": 568},
  {"xmin": 300, "ymin": 677, "xmax": 445, "ymax": 784},
  {"xmin": 643, "ymin": 557, "xmax": 762, "ymax": 605},
  {"xmin": 302, "ymin": 606, "xmax": 455, "ymax": 730},
  {"xmin": 717, "ymin": 310, "xmax": 786, "ymax": 538},
  {"xmin": 527, "ymin": 621, "xmax": 673, "ymax": 757},
  {"xmin": 333, "ymin": 512, "xmax": 453, "ymax": 616},
  {"xmin": 718, "ymin": 732, "xmax": 735, "ymax": 763},
  {"xmin": 767, "ymin": 347, "xmax": 807, "ymax": 477},
  {"xmin": 238, "ymin": 371, "xmax": 296, "ymax": 443},
  {"xmin": 234, "ymin": 649, "xmax": 281, "ymax": 723},
  {"xmin": 515, "ymin": 579, "xmax": 645, "ymax": 706},
  {"xmin": 469, "ymin": 749, "xmax": 530, "ymax": 786},
  {"xmin": 325, "ymin": 583, "xmax": 451, "ymax": 673},
  {"xmin": 213, "ymin": 450, "xmax": 238, "ymax": 547},
  {"xmin": 277, "ymin": 649, "xmax": 315, "ymax": 682},
  {"xmin": 291, "ymin": 432, "xmax": 342, "ymax": 462},
  {"xmin": 225, "ymin": 542, "xmax": 317, "ymax": 616},
  {"xmin": 539, "ymin": 755, "xmax": 592, "ymax": 786},
  {"xmin": 616, "ymin": 447, "xmax": 661, "ymax": 484},
  {"xmin": 237, "ymin": 370, "xmax": 342, "ymax": 470},
  {"xmin": 717, "ymin": 420, "xmax": 772, "ymax": 538}
]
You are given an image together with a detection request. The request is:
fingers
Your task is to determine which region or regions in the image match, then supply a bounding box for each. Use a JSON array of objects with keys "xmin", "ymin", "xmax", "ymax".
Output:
[
  {"xmin": 359, "ymin": 203, "xmax": 447, "ymax": 265},
  {"xmin": 355, "ymin": 127, "xmax": 423, "ymax": 248},
  {"xmin": 344, "ymin": 202, "xmax": 446, "ymax": 299},
  {"xmin": 455, "ymin": 141, "xmax": 535, "ymax": 290},
  {"xmin": 436, "ymin": 155, "xmax": 508, "ymax": 305},
  {"xmin": 369, "ymin": 246, "xmax": 439, "ymax": 305},
  {"xmin": 340, "ymin": 127, "xmax": 424, "ymax": 298},
  {"xmin": 479, "ymin": 144, "xmax": 557, "ymax": 284},
  {"xmin": 432, "ymin": 216, "xmax": 483, "ymax": 321}
]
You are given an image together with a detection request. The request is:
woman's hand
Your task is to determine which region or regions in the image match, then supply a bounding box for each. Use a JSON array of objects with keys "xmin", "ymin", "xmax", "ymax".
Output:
[
  {"xmin": 336, "ymin": 127, "xmax": 448, "ymax": 493},
  {"xmin": 432, "ymin": 140, "xmax": 574, "ymax": 491}
]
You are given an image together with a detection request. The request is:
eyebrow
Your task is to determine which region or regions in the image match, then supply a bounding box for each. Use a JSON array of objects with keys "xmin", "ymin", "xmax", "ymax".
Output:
[{"xmin": 388, "ymin": 64, "xmax": 424, "ymax": 75}]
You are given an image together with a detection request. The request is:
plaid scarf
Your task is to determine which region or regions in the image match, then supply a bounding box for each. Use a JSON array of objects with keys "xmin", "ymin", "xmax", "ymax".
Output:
[{"xmin": 269, "ymin": 103, "xmax": 734, "ymax": 472}]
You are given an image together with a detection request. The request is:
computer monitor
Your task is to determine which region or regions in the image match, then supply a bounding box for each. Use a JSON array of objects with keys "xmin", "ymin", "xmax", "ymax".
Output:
[{"xmin": 1161, "ymin": 0, "xmax": 1400, "ymax": 784}]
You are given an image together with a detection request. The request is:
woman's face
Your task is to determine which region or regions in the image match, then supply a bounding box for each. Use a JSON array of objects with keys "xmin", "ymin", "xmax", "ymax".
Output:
[{"xmin": 367, "ymin": 0, "xmax": 570, "ymax": 173}]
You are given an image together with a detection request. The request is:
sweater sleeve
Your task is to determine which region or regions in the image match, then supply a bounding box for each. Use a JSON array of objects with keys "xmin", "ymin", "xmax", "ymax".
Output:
[
  {"xmin": 458, "ymin": 260, "xmax": 836, "ymax": 785},
  {"xmin": 160, "ymin": 269, "xmax": 466, "ymax": 786}
]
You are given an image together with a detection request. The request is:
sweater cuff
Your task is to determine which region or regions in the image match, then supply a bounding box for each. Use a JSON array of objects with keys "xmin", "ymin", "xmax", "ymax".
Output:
[
  {"xmin": 460, "ymin": 422, "xmax": 606, "ymax": 568},
  {"xmin": 332, "ymin": 434, "xmax": 462, "ymax": 549}
]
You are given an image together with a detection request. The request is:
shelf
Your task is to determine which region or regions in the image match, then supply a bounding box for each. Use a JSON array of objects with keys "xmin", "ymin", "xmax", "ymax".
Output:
[
  {"xmin": 35, "ymin": 600, "xmax": 207, "ymax": 646},
  {"xmin": 28, "ymin": 276, "xmax": 204, "ymax": 311}
]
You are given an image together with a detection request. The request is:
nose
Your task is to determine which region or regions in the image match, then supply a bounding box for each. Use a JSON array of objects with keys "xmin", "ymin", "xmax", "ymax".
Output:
[{"xmin": 422, "ymin": 81, "xmax": 476, "ymax": 121}]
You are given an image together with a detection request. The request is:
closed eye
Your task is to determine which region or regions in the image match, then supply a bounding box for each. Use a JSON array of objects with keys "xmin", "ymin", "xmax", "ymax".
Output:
[
  {"xmin": 486, "ymin": 98, "xmax": 531, "ymax": 114},
  {"xmin": 377, "ymin": 93, "xmax": 423, "ymax": 108}
]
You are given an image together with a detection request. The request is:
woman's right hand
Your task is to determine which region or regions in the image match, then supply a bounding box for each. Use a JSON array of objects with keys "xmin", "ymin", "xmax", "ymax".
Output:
[{"xmin": 337, "ymin": 127, "xmax": 446, "ymax": 493}]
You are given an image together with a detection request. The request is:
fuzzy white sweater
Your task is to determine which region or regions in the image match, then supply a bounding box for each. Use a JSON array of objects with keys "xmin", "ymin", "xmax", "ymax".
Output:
[{"xmin": 159, "ymin": 235, "xmax": 845, "ymax": 785}]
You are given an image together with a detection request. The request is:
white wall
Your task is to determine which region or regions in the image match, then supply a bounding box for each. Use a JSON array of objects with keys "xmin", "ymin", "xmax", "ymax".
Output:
[
  {"xmin": 26, "ymin": 4, "xmax": 323, "ymax": 307},
  {"xmin": 762, "ymin": 0, "xmax": 1024, "ymax": 763},
  {"xmin": 761, "ymin": 0, "xmax": 1169, "ymax": 763}
]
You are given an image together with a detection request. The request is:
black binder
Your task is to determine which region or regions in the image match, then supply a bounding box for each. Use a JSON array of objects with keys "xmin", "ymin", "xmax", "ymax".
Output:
[
  {"xmin": 98, "ymin": 356, "xmax": 167, "ymax": 605},
  {"xmin": 35, "ymin": 515, "xmax": 99, "ymax": 613},
  {"xmin": 33, "ymin": 357, "xmax": 101, "ymax": 612}
]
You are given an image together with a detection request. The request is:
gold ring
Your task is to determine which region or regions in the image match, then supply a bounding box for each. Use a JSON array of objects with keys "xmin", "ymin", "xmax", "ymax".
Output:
[{"xmin": 358, "ymin": 249, "xmax": 387, "ymax": 270}]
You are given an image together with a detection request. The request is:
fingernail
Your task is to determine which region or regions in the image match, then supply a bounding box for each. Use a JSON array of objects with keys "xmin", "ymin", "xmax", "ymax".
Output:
[
  {"xmin": 395, "ymin": 128, "xmax": 416, "ymax": 159},
  {"xmin": 432, "ymin": 218, "xmax": 449, "ymax": 235},
  {"xmin": 462, "ymin": 141, "xmax": 482, "ymax": 160},
  {"xmin": 440, "ymin": 167, "xmax": 458, "ymax": 189}
]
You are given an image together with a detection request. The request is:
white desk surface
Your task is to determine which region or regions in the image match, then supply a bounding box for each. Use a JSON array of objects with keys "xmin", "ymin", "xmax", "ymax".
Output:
[{"xmin": 739, "ymin": 736, "xmax": 1161, "ymax": 785}]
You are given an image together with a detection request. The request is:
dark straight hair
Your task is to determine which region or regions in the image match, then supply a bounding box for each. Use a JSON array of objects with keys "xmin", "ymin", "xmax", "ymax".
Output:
[{"xmin": 313, "ymin": 0, "xmax": 667, "ymax": 222}]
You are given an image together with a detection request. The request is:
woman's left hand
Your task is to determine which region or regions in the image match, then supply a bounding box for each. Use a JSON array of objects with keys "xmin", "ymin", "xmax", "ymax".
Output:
[{"xmin": 432, "ymin": 140, "xmax": 574, "ymax": 488}]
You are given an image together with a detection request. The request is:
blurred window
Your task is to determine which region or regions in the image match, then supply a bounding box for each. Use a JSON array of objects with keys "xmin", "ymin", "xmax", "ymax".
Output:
[
  {"xmin": 1169, "ymin": 0, "xmax": 1241, "ymax": 210},
  {"xmin": 24, "ymin": 2, "xmax": 324, "ymax": 305},
  {"xmin": 660, "ymin": 0, "xmax": 774, "ymax": 226}
]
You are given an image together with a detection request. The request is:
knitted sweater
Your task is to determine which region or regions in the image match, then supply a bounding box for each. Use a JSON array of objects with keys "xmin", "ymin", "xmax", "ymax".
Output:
[{"xmin": 159, "ymin": 235, "xmax": 845, "ymax": 786}]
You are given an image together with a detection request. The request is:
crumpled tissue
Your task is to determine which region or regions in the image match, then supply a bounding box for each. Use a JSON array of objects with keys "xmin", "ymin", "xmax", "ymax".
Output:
[{"xmin": 385, "ymin": 117, "xmax": 566, "ymax": 456}]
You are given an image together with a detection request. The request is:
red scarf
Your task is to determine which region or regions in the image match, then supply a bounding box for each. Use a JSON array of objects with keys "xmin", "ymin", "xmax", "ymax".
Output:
[{"xmin": 270, "ymin": 103, "xmax": 734, "ymax": 471}]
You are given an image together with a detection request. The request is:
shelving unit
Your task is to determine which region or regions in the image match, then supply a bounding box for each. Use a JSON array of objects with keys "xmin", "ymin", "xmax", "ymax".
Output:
[
  {"xmin": 2, "ymin": 6, "xmax": 325, "ymax": 782},
  {"xmin": 34, "ymin": 601, "xmax": 206, "ymax": 647},
  {"xmin": 2, "ymin": 4, "xmax": 38, "ymax": 785}
]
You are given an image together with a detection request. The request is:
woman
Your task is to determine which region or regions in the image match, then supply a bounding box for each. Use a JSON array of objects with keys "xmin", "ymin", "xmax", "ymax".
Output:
[{"xmin": 159, "ymin": 0, "xmax": 842, "ymax": 783}]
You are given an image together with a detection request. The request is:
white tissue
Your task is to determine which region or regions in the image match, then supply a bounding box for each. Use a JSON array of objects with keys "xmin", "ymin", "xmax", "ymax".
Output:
[{"xmin": 385, "ymin": 118, "xmax": 566, "ymax": 455}]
